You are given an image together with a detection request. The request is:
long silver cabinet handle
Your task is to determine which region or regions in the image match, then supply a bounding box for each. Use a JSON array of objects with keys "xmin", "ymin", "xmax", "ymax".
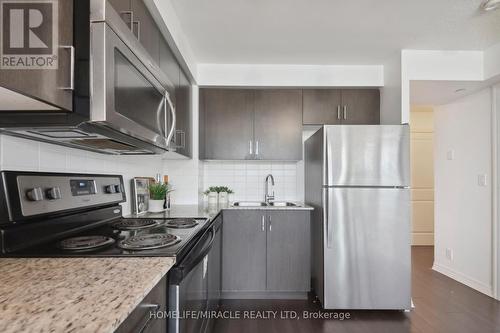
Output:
[
  {"xmin": 269, "ymin": 215, "xmax": 272, "ymax": 231},
  {"xmin": 249, "ymin": 140, "xmax": 253, "ymax": 155},
  {"xmin": 60, "ymin": 46, "xmax": 74, "ymax": 91},
  {"xmin": 337, "ymin": 105, "xmax": 341, "ymax": 120},
  {"xmin": 255, "ymin": 140, "xmax": 259, "ymax": 157},
  {"xmin": 261, "ymin": 215, "xmax": 265, "ymax": 231},
  {"xmin": 343, "ymin": 105, "xmax": 347, "ymax": 120}
]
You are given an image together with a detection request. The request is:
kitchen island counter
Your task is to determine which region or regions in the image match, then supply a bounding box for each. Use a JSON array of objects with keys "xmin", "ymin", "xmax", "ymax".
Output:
[{"xmin": 0, "ymin": 257, "xmax": 174, "ymax": 333}]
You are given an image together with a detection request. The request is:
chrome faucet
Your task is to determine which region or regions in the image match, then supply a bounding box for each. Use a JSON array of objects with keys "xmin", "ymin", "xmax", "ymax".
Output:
[{"xmin": 264, "ymin": 174, "xmax": 275, "ymax": 203}]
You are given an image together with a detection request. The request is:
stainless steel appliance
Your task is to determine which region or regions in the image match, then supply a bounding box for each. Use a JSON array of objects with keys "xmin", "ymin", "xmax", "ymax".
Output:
[
  {"xmin": 0, "ymin": 171, "xmax": 222, "ymax": 333},
  {"xmin": 0, "ymin": 0, "xmax": 177, "ymax": 155},
  {"xmin": 304, "ymin": 125, "xmax": 411, "ymax": 310}
]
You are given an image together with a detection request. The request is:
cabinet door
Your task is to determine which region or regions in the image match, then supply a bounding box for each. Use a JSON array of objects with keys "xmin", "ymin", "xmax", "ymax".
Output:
[
  {"xmin": 115, "ymin": 275, "xmax": 166, "ymax": 333},
  {"xmin": 266, "ymin": 211, "xmax": 311, "ymax": 292},
  {"xmin": 200, "ymin": 89, "xmax": 254, "ymax": 160},
  {"xmin": 159, "ymin": 37, "xmax": 179, "ymax": 91},
  {"xmin": 175, "ymin": 69, "xmax": 191, "ymax": 157},
  {"xmin": 254, "ymin": 89, "xmax": 303, "ymax": 160},
  {"xmin": 302, "ymin": 89, "xmax": 342, "ymax": 125},
  {"xmin": 131, "ymin": 0, "xmax": 159, "ymax": 62},
  {"xmin": 222, "ymin": 210, "xmax": 267, "ymax": 292},
  {"xmin": 0, "ymin": 0, "xmax": 73, "ymax": 111},
  {"xmin": 108, "ymin": 0, "xmax": 131, "ymax": 26},
  {"xmin": 341, "ymin": 89, "xmax": 380, "ymax": 125}
]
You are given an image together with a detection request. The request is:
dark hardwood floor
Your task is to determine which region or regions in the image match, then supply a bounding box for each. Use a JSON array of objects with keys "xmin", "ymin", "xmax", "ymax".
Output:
[{"xmin": 214, "ymin": 246, "xmax": 500, "ymax": 333}]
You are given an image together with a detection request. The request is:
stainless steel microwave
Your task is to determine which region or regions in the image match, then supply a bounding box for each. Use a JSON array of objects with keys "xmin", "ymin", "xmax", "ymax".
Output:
[{"xmin": 0, "ymin": 0, "xmax": 176, "ymax": 155}]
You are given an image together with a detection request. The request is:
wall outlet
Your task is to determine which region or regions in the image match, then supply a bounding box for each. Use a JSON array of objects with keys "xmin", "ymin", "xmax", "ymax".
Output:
[
  {"xmin": 445, "ymin": 248, "xmax": 453, "ymax": 261},
  {"xmin": 478, "ymin": 174, "xmax": 487, "ymax": 187},
  {"xmin": 446, "ymin": 149, "xmax": 455, "ymax": 160}
]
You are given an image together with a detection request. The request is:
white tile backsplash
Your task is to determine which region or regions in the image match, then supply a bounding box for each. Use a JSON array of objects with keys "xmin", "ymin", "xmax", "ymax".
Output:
[
  {"xmin": 0, "ymin": 135, "xmax": 162, "ymax": 214},
  {"xmin": 202, "ymin": 160, "xmax": 301, "ymax": 202}
]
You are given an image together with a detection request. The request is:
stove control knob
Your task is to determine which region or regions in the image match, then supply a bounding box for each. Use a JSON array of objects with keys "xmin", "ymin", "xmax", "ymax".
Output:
[
  {"xmin": 26, "ymin": 187, "xmax": 44, "ymax": 201},
  {"xmin": 104, "ymin": 185, "xmax": 116, "ymax": 194},
  {"xmin": 46, "ymin": 187, "xmax": 62, "ymax": 200},
  {"xmin": 114, "ymin": 184, "xmax": 121, "ymax": 193}
]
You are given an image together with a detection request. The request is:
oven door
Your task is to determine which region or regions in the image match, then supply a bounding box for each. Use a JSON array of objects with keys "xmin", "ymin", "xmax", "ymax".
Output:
[
  {"xmin": 90, "ymin": 21, "xmax": 175, "ymax": 151},
  {"xmin": 168, "ymin": 218, "xmax": 222, "ymax": 333}
]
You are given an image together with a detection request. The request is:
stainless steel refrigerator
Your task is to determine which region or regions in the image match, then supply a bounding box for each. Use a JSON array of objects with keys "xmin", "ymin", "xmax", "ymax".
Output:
[{"xmin": 305, "ymin": 125, "xmax": 411, "ymax": 310}]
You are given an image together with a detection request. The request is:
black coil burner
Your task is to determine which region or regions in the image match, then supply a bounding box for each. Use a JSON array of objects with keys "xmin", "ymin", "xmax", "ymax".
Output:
[
  {"xmin": 112, "ymin": 219, "xmax": 160, "ymax": 230},
  {"xmin": 117, "ymin": 233, "xmax": 180, "ymax": 250},
  {"xmin": 165, "ymin": 219, "xmax": 199, "ymax": 229},
  {"xmin": 57, "ymin": 236, "xmax": 115, "ymax": 252}
]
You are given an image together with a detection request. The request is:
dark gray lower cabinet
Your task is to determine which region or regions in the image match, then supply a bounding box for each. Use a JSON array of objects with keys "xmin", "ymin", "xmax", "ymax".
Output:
[
  {"xmin": 266, "ymin": 211, "xmax": 310, "ymax": 292},
  {"xmin": 222, "ymin": 210, "xmax": 267, "ymax": 292},
  {"xmin": 115, "ymin": 275, "xmax": 166, "ymax": 333},
  {"xmin": 222, "ymin": 210, "xmax": 311, "ymax": 298}
]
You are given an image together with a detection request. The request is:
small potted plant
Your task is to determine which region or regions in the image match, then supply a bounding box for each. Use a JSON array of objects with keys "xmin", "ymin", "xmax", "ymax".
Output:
[
  {"xmin": 148, "ymin": 182, "xmax": 172, "ymax": 213},
  {"xmin": 218, "ymin": 186, "xmax": 234, "ymax": 205},
  {"xmin": 204, "ymin": 186, "xmax": 219, "ymax": 205}
]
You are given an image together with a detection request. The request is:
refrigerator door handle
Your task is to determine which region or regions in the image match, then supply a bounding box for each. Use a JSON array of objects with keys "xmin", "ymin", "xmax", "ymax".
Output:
[{"xmin": 323, "ymin": 189, "xmax": 333, "ymax": 248}]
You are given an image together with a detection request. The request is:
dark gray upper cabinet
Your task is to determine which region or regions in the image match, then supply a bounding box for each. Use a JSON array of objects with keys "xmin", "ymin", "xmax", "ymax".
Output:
[
  {"xmin": 266, "ymin": 211, "xmax": 311, "ymax": 292},
  {"xmin": 175, "ymin": 70, "xmax": 192, "ymax": 157},
  {"xmin": 341, "ymin": 89, "xmax": 380, "ymax": 125},
  {"xmin": 159, "ymin": 37, "xmax": 180, "ymax": 94},
  {"xmin": 303, "ymin": 89, "xmax": 380, "ymax": 125},
  {"xmin": 254, "ymin": 90, "xmax": 303, "ymax": 160},
  {"xmin": 200, "ymin": 89, "xmax": 254, "ymax": 160},
  {"xmin": 130, "ymin": 0, "xmax": 159, "ymax": 62},
  {"xmin": 303, "ymin": 89, "xmax": 342, "ymax": 125},
  {"xmin": 108, "ymin": 0, "xmax": 131, "ymax": 24},
  {"xmin": 0, "ymin": 0, "xmax": 73, "ymax": 111},
  {"xmin": 200, "ymin": 88, "xmax": 303, "ymax": 161},
  {"xmin": 222, "ymin": 210, "xmax": 267, "ymax": 292}
]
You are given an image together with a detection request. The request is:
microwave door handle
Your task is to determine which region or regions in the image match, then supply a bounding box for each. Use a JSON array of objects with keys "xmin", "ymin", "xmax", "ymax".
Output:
[{"xmin": 164, "ymin": 92, "xmax": 176, "ymax": 147}]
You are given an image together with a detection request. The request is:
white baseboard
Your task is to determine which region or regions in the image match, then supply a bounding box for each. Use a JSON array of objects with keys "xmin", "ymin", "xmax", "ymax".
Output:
[
  {"xmin": 412, "ymin": 233, "xmax": 434, "ymax": 245},
  {"xmin": 432, "ymin": 262, "xmax": 493, "ymax": 297}
]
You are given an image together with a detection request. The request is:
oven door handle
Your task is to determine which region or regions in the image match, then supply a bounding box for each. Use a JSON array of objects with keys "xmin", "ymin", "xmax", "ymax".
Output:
[{"xmin": 178, "ymin": 226, "xmax": 216, "ymax": 274}]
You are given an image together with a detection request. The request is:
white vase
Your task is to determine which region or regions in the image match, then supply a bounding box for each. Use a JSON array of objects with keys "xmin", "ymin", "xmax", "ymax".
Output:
[
  {"xmin": 207, "ymin": 192, "xmax": 218, "ymax": 205},
  {"xmin": 218, "ymin": 192, "xmax": 228, "ymax": 206},
  {"xmin": 148, "ymin": 199, "xmax": 164, "ymax": 213}
]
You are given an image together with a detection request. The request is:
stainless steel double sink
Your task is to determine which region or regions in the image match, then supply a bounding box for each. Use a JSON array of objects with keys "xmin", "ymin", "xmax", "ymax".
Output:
[{"xmin": 232, "ymin": 201, "xmax": 298, "ymax": 207}]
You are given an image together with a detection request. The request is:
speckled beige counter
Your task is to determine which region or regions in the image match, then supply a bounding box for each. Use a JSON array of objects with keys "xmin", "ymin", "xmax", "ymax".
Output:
[{"xmin": 0, "ymin": 257, "xmax": 175, "ymax": 333}]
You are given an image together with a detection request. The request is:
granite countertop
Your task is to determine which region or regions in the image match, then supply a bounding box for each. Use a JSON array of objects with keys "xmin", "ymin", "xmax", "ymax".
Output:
[
  {"xmin": 126, "ymin": 202, "xmax": 313, "ymax": 220},
  {"xmin": 0, "ymin": 257, "xmax": 175, "ymax": 333}
]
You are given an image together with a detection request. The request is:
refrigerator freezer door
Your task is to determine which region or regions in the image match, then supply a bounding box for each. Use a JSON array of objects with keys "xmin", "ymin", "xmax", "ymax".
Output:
[
  {"xmin": 323, "ymin": 187, "xmax": 411, "ymax": 309},
  {"xmin": 324, "ymin": 125, "xmax": 410, "ymax": 187}
]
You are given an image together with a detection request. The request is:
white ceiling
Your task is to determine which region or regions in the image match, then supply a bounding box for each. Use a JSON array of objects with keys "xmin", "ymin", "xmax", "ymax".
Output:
[{"xmin": 170, "ymin": 0, "xmax": 500, "ymax": 65}]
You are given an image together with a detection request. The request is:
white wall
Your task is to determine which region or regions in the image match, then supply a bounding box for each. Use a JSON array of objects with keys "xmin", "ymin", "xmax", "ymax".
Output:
[
  {"xmin": 433, "ymin": 88, "xmax": 494, "ymax": 296},
  {"xmin": 0, "ymin": 135, "xmax": 162, "ymax": 215},
  {"xmin": 196, "ymin": 64, "xmax": 383, "ymax": 87}
]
